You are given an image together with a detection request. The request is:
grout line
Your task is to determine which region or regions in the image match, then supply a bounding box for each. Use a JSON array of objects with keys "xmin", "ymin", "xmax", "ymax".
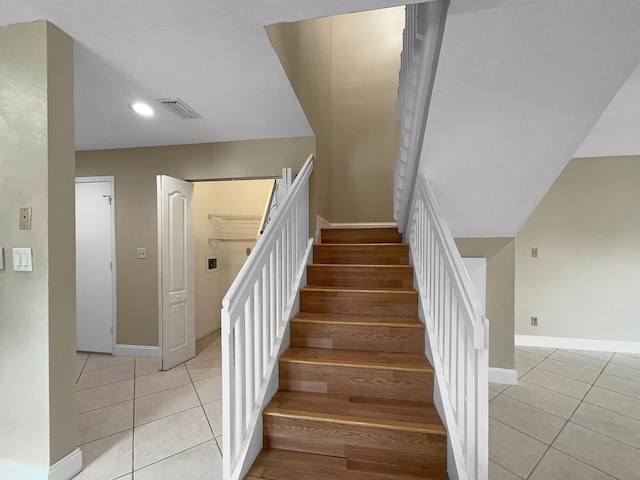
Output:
[{"xmin": 132, "ymin": 439, "xmax": 213, "ymax": 473}]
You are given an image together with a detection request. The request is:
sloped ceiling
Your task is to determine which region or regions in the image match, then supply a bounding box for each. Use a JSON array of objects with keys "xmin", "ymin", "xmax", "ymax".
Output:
[
  {"xmin": 420, "ymin": 0, "xmax": 640, "ymax": 237},
  {"xmin": 0, "ymin": 0, "xmax": 423, "ymax": 150}
]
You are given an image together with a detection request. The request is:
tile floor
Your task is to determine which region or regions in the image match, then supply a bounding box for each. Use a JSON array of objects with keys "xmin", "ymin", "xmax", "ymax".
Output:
[
  {"xmin": 74, "ymin": 336, "xmax": 640, "ymax": 479},
  {"xmin": 490, "ymin": 346, "xmax": 640, "ymax": 480},
  {"xmin": 73, "ymin": 332, "xmax": 223, "ymax": 480}
]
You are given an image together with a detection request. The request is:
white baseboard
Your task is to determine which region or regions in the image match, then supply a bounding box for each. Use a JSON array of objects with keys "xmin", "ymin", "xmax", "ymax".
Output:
[
  {"xmin": 315, "ymin": 215, "xmax": 331, "ymax": 244},
  {"xmin": 489, "ymin": 367, "xmax": 518, "ymax": 385},
  {"xmin": 115, "ymin": 344, "xmax": 160, "ymax": 358},
  {"xmin": 515, "ymin": 335, "xmax": 640, "ymax": 354},
  {"xmin": 0, "ymin": 448, "xmax": 82, "ymax": 480},
  {"xmin": 196, "ymin": 325, "xmax": 220, "ymax": 341},
  {"xmin": 49, "ymin": 448, "xmax": 82, "ymax": 480}
]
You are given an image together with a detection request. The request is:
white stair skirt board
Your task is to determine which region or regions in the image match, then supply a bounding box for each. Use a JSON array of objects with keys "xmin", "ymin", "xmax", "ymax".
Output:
[
  {"xmin": 0, "ymin": 448, "xmax": 82, "ymax": 480},
  {"xmin": 516, "ymin": 335, "xmax": 640, "ymax": 355},
  {"xmin": 489, "ymin": 368, "xmax": 518, "ymax": 385},
  {"xmin": 115, "ymin": 344, "xmax": 160, "ymax": 358}
]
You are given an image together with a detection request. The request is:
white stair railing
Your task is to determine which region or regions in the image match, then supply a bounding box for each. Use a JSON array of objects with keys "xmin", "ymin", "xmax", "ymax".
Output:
[
  {"xmin": 222, "ymin": 155, "xmax": 314, "ymax": 480},
  {"xmin": 394, "ymin": 1, "xmax": 448, "ymax": 234},
  {"xmin": 409, "ymin": 173, "xmax": 489, "ymax": 480}
]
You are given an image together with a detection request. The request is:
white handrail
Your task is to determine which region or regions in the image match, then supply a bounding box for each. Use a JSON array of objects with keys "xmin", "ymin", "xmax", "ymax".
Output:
[
  {"xmin": 394, "ymin": 1, "xmax": 449, "ymax": 234},
  {"xmin": 222, "ymin": 154, "xmax": 314, "ymax": 480},
  {"xmin": 409, "ymin": 173, "xmax": 489, "ymax": 480}
]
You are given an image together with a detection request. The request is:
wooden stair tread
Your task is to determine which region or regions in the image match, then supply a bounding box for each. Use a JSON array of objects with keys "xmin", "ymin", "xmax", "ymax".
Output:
[
  {"xmin": 302, "ymin": 286, "xmax": 417, "ymax": 294},
  {"xmin": 293, "ymin": 312, "xmax": 424, "ymax": 327},
  {"xmin": 247, "ymin": 449, "xmax": 448, "ymax": 479},
  {"xmin": 313, "ymin": 244, "xmax": 410, "ymax": 265},
  {"xmin": 281, "ymin": 347, "xmax": 432, "ymax": 372},
  {"xmin": 320, "ymin": 227, "xmax": 403, "ymax": 245},
  {"xmin": 266, "ymin": 391, "xmax": 445, "ymax": 434}
]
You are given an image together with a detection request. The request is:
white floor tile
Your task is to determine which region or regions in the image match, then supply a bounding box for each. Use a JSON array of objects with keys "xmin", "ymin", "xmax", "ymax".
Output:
[
  {"xmin": 521, "ymin": 367, "xmax": 591, "ymax": 399},
  {"xmin": 529, "ymin": 447, "xmax": 616, "ymax": 480},
  {"xmin": 77, "ymin": 363, "xmax": 135, "ymax": 391},
  {"xmin": 133, "ymin": 440, "xmax": 222, "ymax": 480},
  {"xmin": 135, "ymin": 358, "xmax": 161, "ymax": 378},
  {"xmin": 549, "ymin": 350, "xmax": 608, "ymax": 372},
  {"xmin": 536, "ymin": 358, "xmax": 600, "ymax": 384},
  {"xmin": 490, "ymin": 395, "xmax": 566, "ymax": 444},
  {"xmin": 193, "ymin": 375, "xmax": 222, "ymax": 404},
  {"xmin": 516, "ymin": 350, "xmax": 546, "ymax": 367},
  {"xmin": 134, "ymin": 407, "xmax": 213, "ymax": 470},
  {"xmin": 611, "ymin": 353, "xmax": 640, "ymax": 371},
  {"xmin": 489, "ymin": 460, "xmax": 523, "ymax": 480},
  {"xmin": 186, "ymin": 343, "xmax": 222, "ymax": 366},
  {"xmin": 584, "ymin": 386, "xmax": 640, "ymax": 421},
  {"xmin": 595, "ymin": 373, "xmax": 640, "ymax": 399},
  {"xmin": 604, "ymin": 363, "xmax": 640, "ymax": 383},
  {"xmin": 516, "ymin": 346, "xmax": 556, "ymax": 357},
  {"xmin": 77, "ymin": 401, "xmax": 134, "ymax": 445},
  {"xmin": 571, "ymin": 402, "xmax": 640, "ymax": 449},
  {"xmin": 489, "ymin": 418, "xmax": 547, "ymax": 479},
  {"xmin": 502, "ymin": 380, "xmax": 580, "ymax": 420},
  {"xmin": 84, "ymin": 354, "xmax": 135, "ymax": 373},
  {"xmin": 134, "ymin": 384, "xmax": 201, "ymax": 427},
  {"xmin": 553, "ymin": 422, "xmax": 640, "ymax": 480},
  {"xmin": 564, "ymin": 349, "xmax": 613, "ymax": 361},
  {"xmin": 74, "ymin": 430, "xmax": 132, "ymax": 480},
  {"xmin": 186, "ymin": 358, "xmax": 222, "ymax": 382},
  {"xmin": 203, "ymin": 399, "xmax": 222, "ymax": 437},
  {"xmin": 77, "ymin": 379, "xmax": 134, "ymax": 414},
  {"xmin": 134, "ymin": 365, "xmax": 191, "ymax": 398}
]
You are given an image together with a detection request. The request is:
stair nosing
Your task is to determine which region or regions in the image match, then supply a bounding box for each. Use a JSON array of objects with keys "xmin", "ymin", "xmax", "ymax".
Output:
[
  {"xmin": 279, "ymin": 356, "xmax": 432, "ymax": 373},
  {"xmin": 291, "ymin": 317, "xmax": 425, "ymax": 328},
  {"xmin": 315, "ymin": 243, "xmax": 407, "ymax": 247},
  {"xmin": 264, "ymin": 406, "xmax": 446, "ymax": 436},
  {"xmin": 302, "ymin": 286, "xmax": 417, "ymax": 295},
  {"xmin": 308, "ymin": 263, "xmax": 413, "ymax": 268}
]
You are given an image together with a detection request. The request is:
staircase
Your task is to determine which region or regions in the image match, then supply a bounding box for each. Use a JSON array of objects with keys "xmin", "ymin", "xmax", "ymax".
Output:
[{"xmin": 246, "ymin": 227, "xmax": 448, "ymax": 479}]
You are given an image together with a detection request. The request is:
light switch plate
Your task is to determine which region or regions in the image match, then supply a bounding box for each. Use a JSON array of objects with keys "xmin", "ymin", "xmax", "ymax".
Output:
[{"xmin": 13, "ymin": 248, "xmax": 33, "ymax": 272}]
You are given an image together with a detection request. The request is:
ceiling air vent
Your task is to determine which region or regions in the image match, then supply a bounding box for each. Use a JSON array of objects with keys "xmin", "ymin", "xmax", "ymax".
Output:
[{"xmin": 155, "ymin": 98, "xmax": 202, "ymax": 119}]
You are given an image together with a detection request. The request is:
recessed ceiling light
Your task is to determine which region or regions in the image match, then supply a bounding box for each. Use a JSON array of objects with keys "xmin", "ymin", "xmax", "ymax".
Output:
[{"xmin": 129, "ymin": 102, "xmax": 155, "ymax": 117}]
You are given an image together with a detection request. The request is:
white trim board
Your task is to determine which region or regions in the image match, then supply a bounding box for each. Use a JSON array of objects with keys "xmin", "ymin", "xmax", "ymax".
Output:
[
  {"xmin": 488, "ymin": 368, "xmax": 518, "ymax": 385},
  {"xmin": 115, "ymin": 344, "xmax": 160, "ymax": 358},
  {"xmin": 515, "ymin": 335, "xmax": 640, "ymax": 354},
  {"xmin": 0, "ymin": 448, "xmax": 82, "ymax": 480},
  {"xmin": 196, "ymin": 325, "xmax": 220, "ymax": 341}
]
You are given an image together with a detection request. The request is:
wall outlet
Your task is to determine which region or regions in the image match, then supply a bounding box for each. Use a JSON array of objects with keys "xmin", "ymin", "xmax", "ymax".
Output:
[
  {"xmin": 246, "ymin": 247, "xmax": 252, "ymax": 256},
  {"xmin": 137, "ymin": 248, "xmax": 147, "ymax": 259},
  {"xmin": 207, "ymin": 256, "xmax": 217, "ymax": 272},
  {"xmin": 19, "ymin": 207, "xmax": 32, "ymax": 230},
  {"xmin": 531, "ymin": 316, "xmax": 538, "ymax": 326},
  {"xmin": 531, "ymin": 247, "xmax": 538, "ymax": 258}
]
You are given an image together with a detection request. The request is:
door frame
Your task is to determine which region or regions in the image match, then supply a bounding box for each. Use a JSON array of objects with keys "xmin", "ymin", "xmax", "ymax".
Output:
[{"xmin": 75, "ymin": 175, "xmax": 117, "ymax": 353}]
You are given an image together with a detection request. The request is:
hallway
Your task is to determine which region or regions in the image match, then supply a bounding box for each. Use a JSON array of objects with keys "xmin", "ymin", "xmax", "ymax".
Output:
[{"xmin": 73, "ymin": 332, "xmax": 223, "ymax": 479}]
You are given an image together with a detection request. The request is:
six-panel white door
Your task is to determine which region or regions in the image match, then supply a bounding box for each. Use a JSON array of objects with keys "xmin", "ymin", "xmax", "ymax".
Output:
[{"xmin": 158, "ymin": 175, "xmax": 195, "ymax": 370}]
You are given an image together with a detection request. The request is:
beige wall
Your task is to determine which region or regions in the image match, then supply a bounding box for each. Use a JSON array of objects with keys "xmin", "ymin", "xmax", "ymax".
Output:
[
  {"xmin": 455, "ymin": 238, "xmax": 516, "ymax": 369},
  {"xmin": 330, "ymin": 8, "xmax": 404, "ymax": 223},
  {"xmin": 516, "ymin": 156, "xmax": 640, "ymax": 342},
  {"xmin": 267, "ymin": 7, "xmax": 404, "ymax": 224},
  {"xmin": 194, "ymin": 179, "xmax": 273, "ymax": 336},
  {"xmin": 0, "ymin": 21, "xmax": 77, "ymax": 467},
  {"xmin": 76, "ymin": 137, "xmax": 313, "ymax": 346},
  {"xmin": 266, "ymin": 17, "xmax": 333, "ymax": 228}
]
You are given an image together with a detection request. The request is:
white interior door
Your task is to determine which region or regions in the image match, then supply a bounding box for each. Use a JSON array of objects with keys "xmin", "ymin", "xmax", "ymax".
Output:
[
  {"xmin": 158, "ymin": 175, "xmax": 195, "ymax": 370},
  {"xmin": 76, "ymin": 177, "xmax": 116, "ymax": 353}
]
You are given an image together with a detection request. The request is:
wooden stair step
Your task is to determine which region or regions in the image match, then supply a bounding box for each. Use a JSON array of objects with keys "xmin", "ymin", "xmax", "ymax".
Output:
[
  {"xmin": 279, "ymin": 347, "xmax": 433, "ymax": 402},
  {"xmin": 246, "ymin": 449, "xmax": 448, "ymax": 479},
  {"xmin": 266, "ymin": 391, "xmax": 444, "ymax": 430},
  {"xmin": 291, "ymin": 312, "xmax": 424, "ymax": 353},
  {"xmin": 313, "ymin": 244, "xmax": 409, "ymax": 265},
  {"xmin": 262, "ymin": 391, "xmax": 446, "ymax": 472},
  {"xmin": 307, "ymin": 264, "xmax": 414, "ymax": 289},
  {"xmin": 300, "ymin": 286, "xmax": 418, "ymax": 317},
  {"xmin": 321, "ymin": 227, "xmax": 403, "ymax": 244}
]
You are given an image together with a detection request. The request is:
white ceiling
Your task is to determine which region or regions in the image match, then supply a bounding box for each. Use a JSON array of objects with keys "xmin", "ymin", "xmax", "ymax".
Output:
[
  {"xmin": 420, "ymin": 0, "xmax": 640, "ymax": 237},
  {"xmin": 0, "ymin": 0, "xmax": 420, "ymax": 151}
]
